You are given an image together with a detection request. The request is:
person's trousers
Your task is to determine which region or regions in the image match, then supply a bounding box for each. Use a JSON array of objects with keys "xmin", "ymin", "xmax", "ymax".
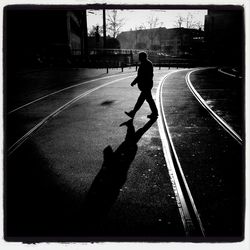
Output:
[{"xmin": 133, "ymin": 90, "xmax": 158, "ymax": 115}]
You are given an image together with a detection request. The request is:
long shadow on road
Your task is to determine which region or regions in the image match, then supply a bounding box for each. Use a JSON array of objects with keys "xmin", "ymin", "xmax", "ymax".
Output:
[
  {"xmin": 5, "ymin": 117, "xmax": 157, "ymax": 241},
  {"xmin": 83, "ymin": 117, "xmax": 157, "ymax": 234}
]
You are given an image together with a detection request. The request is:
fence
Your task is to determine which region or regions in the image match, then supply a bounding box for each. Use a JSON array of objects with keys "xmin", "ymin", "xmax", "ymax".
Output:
[{"xmin": 69, "ymin": 48, "xmax": 206, "ymax": 70}]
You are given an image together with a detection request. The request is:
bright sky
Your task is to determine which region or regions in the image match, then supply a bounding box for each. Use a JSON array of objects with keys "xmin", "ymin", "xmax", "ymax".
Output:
[{"xmin": 87, "ymin": 9, "xmax": 208, "ymax": 34}]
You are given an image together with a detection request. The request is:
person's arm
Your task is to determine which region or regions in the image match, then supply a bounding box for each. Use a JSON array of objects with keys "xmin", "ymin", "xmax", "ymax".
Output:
[
  {"xmin": 131, "ymin": 67, "xmax": 141, "ymax": 86},
  {"xmin": 131, "ymin": 76, "xmax": 138, "ymax": 86}
]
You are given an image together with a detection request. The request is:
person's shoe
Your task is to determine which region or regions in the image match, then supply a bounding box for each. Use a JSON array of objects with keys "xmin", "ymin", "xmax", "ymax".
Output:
[
  {"xmin": 147, "ymin": 113, "xmax": 158, "ymax": 119},
  {"xmin": 125, "ymin": 110, "xmax": 135, "ymax": 119}
]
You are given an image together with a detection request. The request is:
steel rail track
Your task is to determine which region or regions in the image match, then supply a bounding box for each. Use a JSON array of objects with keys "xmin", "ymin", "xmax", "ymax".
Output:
[
  {"xmin": 156, "ymin": 70, "xmax": 205, "ymax": 237},
  {"xmin": 218, "ymin": 68, "xmax": 242, "ymax": 79},
  {"xmin": 8, "ymin": 71, "xmax": 137, "ymax": 115},
  {"xmin": 8, "ymin": 69, "xmax": 170, "ymax": 115},
  {"xmin": 7, "ymin": 74, "xmax": 136, "ymax": 156},
  {"xmin": 186, "ymin": 69, "xmax": 242, "ymax": 145},
  {"xmin": 7, "ymin": 69, "xmax": 171, "ymax": 156}
]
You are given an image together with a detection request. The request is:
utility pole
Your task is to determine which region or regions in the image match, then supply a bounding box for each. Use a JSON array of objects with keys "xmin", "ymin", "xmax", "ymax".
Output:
[
  {"xmin": 103, "ymin": 9, "xmax": 106, "ymax": 49},
  {"xmin": 81, "ymin": 9, "xmax": 88, "ymax": 63}
]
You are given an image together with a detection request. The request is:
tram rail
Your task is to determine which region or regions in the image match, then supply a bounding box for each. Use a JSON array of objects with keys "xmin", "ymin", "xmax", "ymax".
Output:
[
  {"xmin": 156, "ymin": 70, "xmax": 206, "ymax": 237},
  {"xmin": 6, "ymin": 67, "xmax": 243, "ymax": 237},
  {"xmin": 8, "ymin": 71, "xmax": 137, "ymax": 115},
  {"xmin": 156, "ymin": 68, "xmax": 243, "ymax": 237},
  {"xmin": 186, "ymin": 69, "xmax": 242, "ymax": 145},
  {"xmin": 7, "ymin": 74, "xmax": 136, "ymax": 156}
]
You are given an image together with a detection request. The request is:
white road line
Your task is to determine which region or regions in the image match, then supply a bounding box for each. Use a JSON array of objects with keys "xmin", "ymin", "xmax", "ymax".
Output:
[
  {"xmin": 7, "ymin": 75, "xmax": 136, "ymax": 156},
  {"xmin": 156, "ymin": 69, "xmax": 205, "ymax": 237},
  {"xmin": 8, "ymin": 71, "xmax": 136, "ymax": 115},
  {"xmin": 186, "ymin": 69, "xmax": 242, "ymax": 145}
]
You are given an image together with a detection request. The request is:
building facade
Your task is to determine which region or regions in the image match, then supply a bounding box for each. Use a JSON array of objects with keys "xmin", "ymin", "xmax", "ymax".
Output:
[
  {"xmin": 204, "ymin": 8, "xmax": 244, "ymax": 66},
  {"xmin": 5, "ymin": 7, "xmax": 83, "ymax": 68},
  {"xmin": 117, "ymin": 27, "xmax": 205, "ymax": 58}
]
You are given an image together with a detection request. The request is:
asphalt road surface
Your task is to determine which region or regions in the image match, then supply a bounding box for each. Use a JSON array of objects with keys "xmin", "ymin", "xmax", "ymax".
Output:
[{"xmin": 5, "ymin": 66, "xmax": 244, "ymax": 242}]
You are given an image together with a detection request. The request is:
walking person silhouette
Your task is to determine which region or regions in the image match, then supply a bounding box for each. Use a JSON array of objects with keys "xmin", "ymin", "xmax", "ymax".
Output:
[{"xmin": 125, "ymin": 51, "xmax": 158, "ymax": 119}]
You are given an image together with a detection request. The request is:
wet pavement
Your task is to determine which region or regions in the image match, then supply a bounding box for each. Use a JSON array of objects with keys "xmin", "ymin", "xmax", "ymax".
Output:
[{"xmin": 5, "ymin": 66, "xmax": 244, "ymax": 242}]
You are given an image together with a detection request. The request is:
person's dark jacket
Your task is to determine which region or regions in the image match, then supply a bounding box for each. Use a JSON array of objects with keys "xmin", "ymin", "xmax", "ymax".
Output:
[{"xmin": 132, "ymin": 59, "xmax": 153, "ymax": 91}]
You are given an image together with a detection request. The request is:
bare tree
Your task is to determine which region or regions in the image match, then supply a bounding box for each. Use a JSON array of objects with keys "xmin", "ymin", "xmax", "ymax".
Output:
[
  {"xmin": 138, "ymin": 25, "xmax": 145, "ymax": 30},
  {"xmin": 107, "ymin": 10, "xmax": 125, "ymax": 38},
  {"xmin": 146, "ymin": 16, "xmax": 160, "ymax": 29},
  {"xmin": 88, "ymin": 25, "xmax": 96, "ymax": 37},
  {"xmin": 174, "ymin": 16, "xmax": 185, "ymax": 28},
  {"xmin": 194, "ymin": 21, "xmax": 204, "ymax": 30},
  {"xmin": 185, "ymin": 12, "xmax": 196, "ymax": 28},
  {"xmin": 88, "ymin": 25, "xmax": 103, "ymax": 36},
  {"xmin": 175, "ymin": 12, "xmax": 203, "ymax": 29}
]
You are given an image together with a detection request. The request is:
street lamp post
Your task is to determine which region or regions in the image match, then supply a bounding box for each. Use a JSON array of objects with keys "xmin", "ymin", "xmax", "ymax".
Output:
[
  {"xmin": 103, "ymin": 9, "xmax": 106, "ymax": 49},
  {"xmin": 81, "ymin": 9, "xmax": 88, "ymax": 64}
]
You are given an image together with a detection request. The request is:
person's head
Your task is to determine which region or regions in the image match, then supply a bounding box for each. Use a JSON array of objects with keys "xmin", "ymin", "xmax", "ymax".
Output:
[{"xmin": 139, "ymin": 51, "xmax": 147, "ymax": 62}]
